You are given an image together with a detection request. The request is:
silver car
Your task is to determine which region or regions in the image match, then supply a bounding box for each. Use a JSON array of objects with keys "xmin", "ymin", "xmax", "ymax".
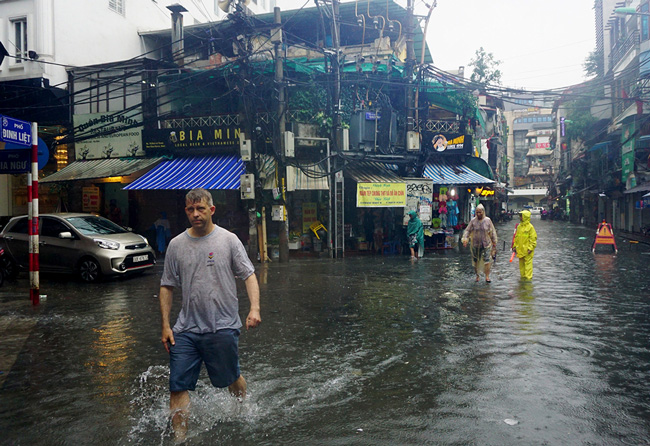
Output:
[{"xmin": 0, "ymin": 213, "xmax": 156, "ymax": 283}]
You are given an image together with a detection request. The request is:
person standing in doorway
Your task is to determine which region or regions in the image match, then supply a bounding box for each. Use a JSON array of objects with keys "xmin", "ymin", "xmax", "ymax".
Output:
[
  {"xmin": 108, "ymin": 199, "xmax": 122, "ymax": 225},
  {"xmin": 159, "ymin": 188, "xmax": 261, "ymax": 441},
  {"xmin": 407, "ymin": 210, "xmax": 424, "ymax": 260},
  {"xmin": 461, "ymin": 204, "xmax": 498, "ymax": 282},
  {"xmin": 512, "ymin": 209, "xmax": 537, "ymax": 280}
]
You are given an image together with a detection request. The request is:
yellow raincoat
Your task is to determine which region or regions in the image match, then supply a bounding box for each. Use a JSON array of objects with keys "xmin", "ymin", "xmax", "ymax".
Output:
[{"xmin": 513, "ymin": 210, "xmax": 537, "ymax": 279}]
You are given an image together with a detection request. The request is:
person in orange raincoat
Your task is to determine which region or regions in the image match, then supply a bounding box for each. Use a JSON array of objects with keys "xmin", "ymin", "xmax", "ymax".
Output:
[{"xmin": 512, "ymin": 210, "xmax": 537, "ymax": 280}]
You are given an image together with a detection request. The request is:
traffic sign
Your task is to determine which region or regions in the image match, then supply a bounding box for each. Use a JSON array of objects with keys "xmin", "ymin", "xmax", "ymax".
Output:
[{"xmin": 1, "ymin": 115, "xmax": 32, "ymax": 146}]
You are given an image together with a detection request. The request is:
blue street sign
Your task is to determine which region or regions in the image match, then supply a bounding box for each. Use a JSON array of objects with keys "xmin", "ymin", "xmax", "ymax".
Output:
[
  {"xmin": 0, "ymin": 138, "xmax": 50, "ymax": 174},
  {"xmin": 0, "ymin": 115, "xmax": 32, "ymax": 146},
  {"xmin": 0, "ymin": 149, "xmax": 31, "ymax": 174}
]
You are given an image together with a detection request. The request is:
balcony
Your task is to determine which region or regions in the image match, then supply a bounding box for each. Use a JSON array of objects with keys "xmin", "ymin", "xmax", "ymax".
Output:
[{"xmin": 610, "ymin": 30, "xmax": 640, "ymax": 70}]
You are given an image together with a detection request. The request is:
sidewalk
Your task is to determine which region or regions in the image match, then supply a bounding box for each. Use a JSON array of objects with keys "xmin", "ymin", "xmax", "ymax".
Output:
[{"xmin": 618, "ymin": 230, "xmax": 650, "ymax": 245}]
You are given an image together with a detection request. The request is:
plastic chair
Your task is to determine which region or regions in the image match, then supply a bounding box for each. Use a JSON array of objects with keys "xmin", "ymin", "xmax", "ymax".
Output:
[
  {"xmin": 310, "ymin": 221, "xmax": 327, "ymax": 239},
  {"xmin": 382, "ymin": 239, "xmax": 401, "ymax": 255}
]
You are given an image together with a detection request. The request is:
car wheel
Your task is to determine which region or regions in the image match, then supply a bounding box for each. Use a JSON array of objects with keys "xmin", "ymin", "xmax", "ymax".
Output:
[{"xmin": 78, "ymin": 258, "xmax": 102, "ymax": 283}]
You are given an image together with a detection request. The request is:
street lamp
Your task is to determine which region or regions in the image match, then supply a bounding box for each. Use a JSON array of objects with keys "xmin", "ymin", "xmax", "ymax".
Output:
[{"xmin": 615, "ymin": 7, "xmax": 650, "ymax": 16}]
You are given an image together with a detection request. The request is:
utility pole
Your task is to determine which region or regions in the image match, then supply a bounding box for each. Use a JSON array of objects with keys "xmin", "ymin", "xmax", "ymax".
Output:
[
  {"xmin": 274, "ymin": 6, "xmax": 290, "ymax": 262},
  {"xmin": 331, "ymin": 0, "xmax": 341, "ymax": 258},
  {"xmin": 405, "ymin": 0, "xmax": 415, "ymax": 135}
]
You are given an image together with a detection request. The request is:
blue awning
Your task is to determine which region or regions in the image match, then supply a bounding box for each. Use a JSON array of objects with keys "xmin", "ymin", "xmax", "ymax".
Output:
[
  {"xmin": 588, "ymin": 141, "xmax": 611, "ymax": 152},
  {"xmin": 124, "ymin": 155, "xmax": 244, "ymax": 190},
  {"xmin": 423, "ymin": 162, "xmax": 494, "ymax": 185}
]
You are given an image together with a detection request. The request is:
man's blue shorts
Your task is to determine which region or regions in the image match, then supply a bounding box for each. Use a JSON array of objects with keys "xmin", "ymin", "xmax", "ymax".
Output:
[{"xmin": 169, "ymin": 329, "xmax": 241, "ymax": 392}]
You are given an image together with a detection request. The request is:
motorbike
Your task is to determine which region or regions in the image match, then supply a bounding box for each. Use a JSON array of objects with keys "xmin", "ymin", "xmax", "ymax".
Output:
[{"xmin": 0, "ymin": 247, "xmax": 17, "ymax": 287}]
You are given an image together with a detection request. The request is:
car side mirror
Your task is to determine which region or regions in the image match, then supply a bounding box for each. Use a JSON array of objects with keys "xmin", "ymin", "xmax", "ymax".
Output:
[{"xmin": 58, "ymin": 231, "xmax": 74, "ymax": 239}]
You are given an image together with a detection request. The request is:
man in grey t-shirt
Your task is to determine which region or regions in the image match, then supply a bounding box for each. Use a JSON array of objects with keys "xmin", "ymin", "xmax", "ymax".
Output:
[{"xmin": 159, "ymin": 188, "xmax": 261, "ymax": 440}]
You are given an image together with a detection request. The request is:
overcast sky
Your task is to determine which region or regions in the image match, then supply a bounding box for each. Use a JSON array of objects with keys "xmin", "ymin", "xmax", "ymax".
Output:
[{"xmin": 281, "ymin": 0, "xmax": 596, "ymax": 91}]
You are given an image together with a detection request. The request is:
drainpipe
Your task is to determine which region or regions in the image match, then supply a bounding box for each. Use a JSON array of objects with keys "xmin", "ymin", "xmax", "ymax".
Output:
[{"xmin": 167, "ymin": 4, "xmax": 188, "ymax": 67}]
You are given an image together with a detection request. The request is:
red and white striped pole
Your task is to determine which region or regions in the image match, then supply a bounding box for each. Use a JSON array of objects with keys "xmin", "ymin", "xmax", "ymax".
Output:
[{"xmin": 29, "ymin": 122, "xmax": 39, "ymax": 305}]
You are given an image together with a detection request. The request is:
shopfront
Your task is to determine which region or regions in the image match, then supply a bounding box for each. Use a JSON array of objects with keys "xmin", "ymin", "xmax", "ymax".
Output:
[{"xmin": 343, "ymin": 162, "xmax": 406, "ymax": 254}]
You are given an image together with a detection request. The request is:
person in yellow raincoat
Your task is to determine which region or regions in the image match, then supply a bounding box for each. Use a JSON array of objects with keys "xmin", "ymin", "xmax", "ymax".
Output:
[{"xmin": 512, "ymin": 210, "xmax": 537, "ymax": 280}]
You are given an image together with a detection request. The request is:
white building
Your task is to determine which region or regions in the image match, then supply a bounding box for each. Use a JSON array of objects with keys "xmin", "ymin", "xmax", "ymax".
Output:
[{"xmin": 0, "ymin": 0, "xmax": 275, "ymax": 219}]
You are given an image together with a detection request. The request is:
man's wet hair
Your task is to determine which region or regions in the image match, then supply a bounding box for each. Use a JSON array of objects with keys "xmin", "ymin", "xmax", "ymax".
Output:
[{"xmin": 186, "ymin": 188, "xmax": 213, "ymax": 206}]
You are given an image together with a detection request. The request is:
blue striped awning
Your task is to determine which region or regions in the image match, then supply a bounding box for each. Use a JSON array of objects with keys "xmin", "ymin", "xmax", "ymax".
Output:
[
  {"xmin": 124, "ymin": 155, "xmax": 244, "ymax": 190},
  {"xmin": 423, "ymin": 162, "xmax": 494, "ymax": 185}
]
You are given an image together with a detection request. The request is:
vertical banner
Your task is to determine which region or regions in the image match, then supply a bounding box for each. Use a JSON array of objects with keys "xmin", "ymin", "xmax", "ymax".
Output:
[{"xmin": 621, "ymin": 123, "xmax": 636, "ymax": 189}]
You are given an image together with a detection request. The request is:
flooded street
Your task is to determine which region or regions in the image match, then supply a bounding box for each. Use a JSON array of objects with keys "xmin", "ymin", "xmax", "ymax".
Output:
[{"xmin": 1, "ymin": 218, "xmax": 650, "ymax": 445}]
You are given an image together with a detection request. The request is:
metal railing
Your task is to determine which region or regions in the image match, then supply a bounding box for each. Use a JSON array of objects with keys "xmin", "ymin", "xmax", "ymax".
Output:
[{"xmin": 610, "ymin": 30, "xmax": 640, "ymax": 69}]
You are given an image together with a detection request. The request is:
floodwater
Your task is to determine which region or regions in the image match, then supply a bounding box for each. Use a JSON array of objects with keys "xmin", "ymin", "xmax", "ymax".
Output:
[{"xmin": 1, "ymin": 219, "xmax": 650, "ymax": 445}]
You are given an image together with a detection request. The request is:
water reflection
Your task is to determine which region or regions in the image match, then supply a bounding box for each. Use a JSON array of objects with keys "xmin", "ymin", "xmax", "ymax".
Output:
[{"xmin": 1, "ymin": 220, "xmax": 650, "ymax": 445}]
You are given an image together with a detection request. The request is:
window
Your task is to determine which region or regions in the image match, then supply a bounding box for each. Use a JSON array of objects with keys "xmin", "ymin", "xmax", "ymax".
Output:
[
  {"xmin": 11, "ymin": 18, "xmax": 27, "ymax": 63},
  {"xmin": 41, "ymin": 218, "xmax": 71, "ymax": 238},
  {"xmin": 109, "ymin": 0, "xmax": 124, "ymax": 15}
]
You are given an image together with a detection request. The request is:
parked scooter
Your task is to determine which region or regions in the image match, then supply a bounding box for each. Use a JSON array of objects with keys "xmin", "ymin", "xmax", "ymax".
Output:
[{"xmin": 0, "ymin": 247, "xmax": 17, "ymax": 287}]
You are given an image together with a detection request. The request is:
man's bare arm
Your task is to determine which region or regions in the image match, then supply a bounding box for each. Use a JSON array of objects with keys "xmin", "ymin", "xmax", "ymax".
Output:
[
  {"xmin": 159, "ymin": 285, "xmax": 175, "ymax": 352},
  {"xmin": 244, "ymin": 274, "xmax": 261, "ymax": 330}
]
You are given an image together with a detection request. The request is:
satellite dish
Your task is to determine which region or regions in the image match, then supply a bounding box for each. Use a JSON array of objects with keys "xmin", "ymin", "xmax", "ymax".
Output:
[
  {"xmin": 218, "ymin": 0, "xmax": 250, "ymax": 12},
  {"xmin": 217, "ymin": 0, "xmax": 232, "ymax": 12}
]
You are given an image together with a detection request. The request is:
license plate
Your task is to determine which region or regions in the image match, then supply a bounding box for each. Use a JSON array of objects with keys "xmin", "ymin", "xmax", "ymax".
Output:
[{"xmin": 133, "ymin": 255, "xmax": 148, "ymax": 263}]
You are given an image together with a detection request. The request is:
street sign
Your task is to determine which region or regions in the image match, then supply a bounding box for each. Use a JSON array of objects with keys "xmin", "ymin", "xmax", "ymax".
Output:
[
  {"xmin": 3, "ymin": 137, "xmax": 49, "ymax": 170},
  {"xmin": 0, "ymin": 115, "xmax": 32, "ymax": 146},
  {"xmin": 0, "ymin": 149, "xmax": 31, "ymax": 174}
]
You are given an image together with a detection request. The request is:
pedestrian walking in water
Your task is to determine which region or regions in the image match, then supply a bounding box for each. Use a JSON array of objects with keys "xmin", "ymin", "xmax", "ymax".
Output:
[
  {"xmin": 158, "ymin": 188, "xmax": 261, "ymax": 441},
  {"xmin": 152, "ymin": 211, "xmax": 171, "ymax": 254},
  {"xmin": 407, "ymin": 210, "xmax": 424, "ymax": 260},
  {"xmin": 512, "ymin": 209, "xmax": 537, "ymax": 280},
  {"xmin": 461, "ymin": 204, "xmax": 498, "ymax": 282}
]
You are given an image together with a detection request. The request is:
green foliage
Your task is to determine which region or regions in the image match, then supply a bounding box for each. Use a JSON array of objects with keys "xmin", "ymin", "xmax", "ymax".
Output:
[
  {"xmin": 583, "ymin": 49, "xmax": 603, "ymax": 78},
  {"xmin": 468, "ymin": 47, "xmax": 502, "ymax": 86},
  {"xmin": 449, "ymin": 90, "xmax": 478, "ymax": 121},
  {"xmin": 564, "ymin": 96, "xmax": 597, "ymax": 144}
]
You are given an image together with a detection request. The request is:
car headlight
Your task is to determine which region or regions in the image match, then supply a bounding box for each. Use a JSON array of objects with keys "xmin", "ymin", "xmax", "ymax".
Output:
[
  {"xmin": 94, "ymin": 238, "xmax": 120, "ymax": 250},
  {"xmin": 139, "ymin": 235, "xmax": 149, "ymax": 245}
]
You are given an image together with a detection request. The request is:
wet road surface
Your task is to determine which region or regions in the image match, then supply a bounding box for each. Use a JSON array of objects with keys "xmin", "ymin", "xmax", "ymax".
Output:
[{"xmin": 1, "ymin": 218, "xmax": 650, "ymax": 445}]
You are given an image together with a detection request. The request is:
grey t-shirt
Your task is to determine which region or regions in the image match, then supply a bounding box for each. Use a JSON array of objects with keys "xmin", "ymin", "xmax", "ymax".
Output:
[{"xmin": 161, "ymin": 225, "xmax": 255, "ymax": 334}]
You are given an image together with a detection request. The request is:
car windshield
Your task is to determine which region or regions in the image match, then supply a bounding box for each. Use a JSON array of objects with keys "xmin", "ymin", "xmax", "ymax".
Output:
[{"xmin": 65, "ymin": 216, "xmax": 128, "ymax": 235}]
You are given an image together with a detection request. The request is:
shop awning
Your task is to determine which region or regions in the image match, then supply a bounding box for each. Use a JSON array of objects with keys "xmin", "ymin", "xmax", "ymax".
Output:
[
  {"xmin": 423, "ymin": 162, "xmax": 494, "ymax": 185},
  {"xmin": 345, "ymin": 161, "xmax": 403, "ymax": 183},
  {"xmin": 40, "ymin": 157, "xmax": 163, "ymax": 183},
  {"xmin": 123, "ymin": 155, "xmax": 244, "ymax": 190},
  {"xmin": 588, "ymin": 141, "xmax": 611, "ymax": 152},
  {"xmin": 623, "ymin": 182, "xmax": 650, "ymax": 194}
]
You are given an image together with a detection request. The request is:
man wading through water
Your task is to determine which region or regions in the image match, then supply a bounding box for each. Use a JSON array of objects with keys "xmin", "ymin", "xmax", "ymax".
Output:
[{"xmin": 159, "ymin": 188, "xmax": 261, "ymax": 440}]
